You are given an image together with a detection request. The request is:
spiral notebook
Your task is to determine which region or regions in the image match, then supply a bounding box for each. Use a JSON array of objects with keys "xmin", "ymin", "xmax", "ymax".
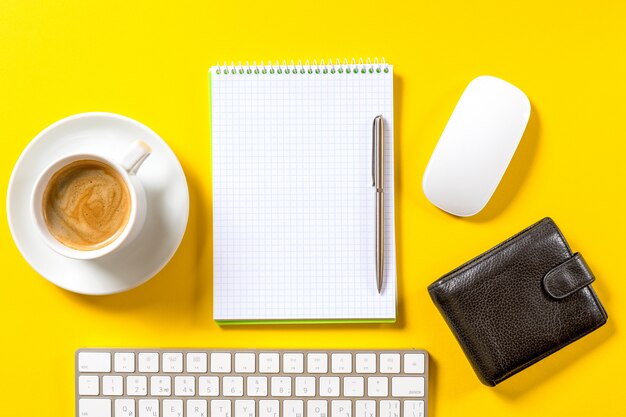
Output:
[{"xmin": 210, "ymin": 60, "xmax": 396, "ymax": 323}]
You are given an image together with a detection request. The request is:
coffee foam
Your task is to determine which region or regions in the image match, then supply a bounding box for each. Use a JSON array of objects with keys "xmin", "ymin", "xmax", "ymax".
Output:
[{"xmin": 42, "ymin": 160, "xmax": 131, "ymax": 250}]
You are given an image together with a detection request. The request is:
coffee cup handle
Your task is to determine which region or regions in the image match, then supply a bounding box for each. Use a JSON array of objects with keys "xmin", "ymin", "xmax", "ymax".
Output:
[{"xmin": 120, "ymin": 140, "xmax": 152, "ymax": 175}]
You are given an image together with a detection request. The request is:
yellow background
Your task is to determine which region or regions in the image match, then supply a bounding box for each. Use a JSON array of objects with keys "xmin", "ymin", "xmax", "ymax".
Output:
[{"xmin": 1, "ymin": 0, "xmax": 624, "ymax": 415}]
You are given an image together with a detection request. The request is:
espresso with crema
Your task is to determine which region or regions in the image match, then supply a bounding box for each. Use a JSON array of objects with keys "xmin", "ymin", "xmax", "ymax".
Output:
[{"xmin": 42, "ymin": 160, "xmax": 131, "ymax": 250}]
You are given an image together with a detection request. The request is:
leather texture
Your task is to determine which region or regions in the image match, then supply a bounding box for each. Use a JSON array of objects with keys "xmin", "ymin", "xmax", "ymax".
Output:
[
  {"xmin": 428, "ymin": 218, "xmax": 608, "ymax": 386},
  {"xmin": 543, "ymin": 253, "xmax": 594, "ymax": 299}
]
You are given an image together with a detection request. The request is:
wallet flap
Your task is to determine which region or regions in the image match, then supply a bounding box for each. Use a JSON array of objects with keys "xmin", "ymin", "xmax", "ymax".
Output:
[{"xmin": 543, "ymin": 253, "xmax": 595, "ymax": 299}]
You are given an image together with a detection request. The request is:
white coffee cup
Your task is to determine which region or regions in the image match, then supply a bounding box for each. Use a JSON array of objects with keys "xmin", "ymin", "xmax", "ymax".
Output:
[{"xmin": 31, "ymin": 140, "xmax": 151, "ymax": 260}]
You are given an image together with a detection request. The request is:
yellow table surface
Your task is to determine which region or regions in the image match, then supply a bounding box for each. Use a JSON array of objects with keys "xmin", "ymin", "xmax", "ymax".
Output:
[{"xmin": 1, "ymin": 0, "xmax": 625, "ymax": 415}]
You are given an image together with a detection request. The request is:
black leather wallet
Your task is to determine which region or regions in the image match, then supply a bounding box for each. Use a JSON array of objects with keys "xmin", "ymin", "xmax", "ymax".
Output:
[{"xmin": 428, "ymin": 218, "xmax": 607, "ymax": 386}]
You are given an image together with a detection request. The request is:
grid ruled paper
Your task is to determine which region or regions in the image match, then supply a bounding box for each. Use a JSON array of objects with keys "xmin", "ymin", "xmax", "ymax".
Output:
[{"xmin": 211, "ymin": 64, "xmax": 396, "ymax": 321}]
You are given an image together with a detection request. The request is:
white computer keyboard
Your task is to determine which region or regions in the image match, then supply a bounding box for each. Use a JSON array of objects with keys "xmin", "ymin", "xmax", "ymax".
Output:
[{"xmin": 76, "ymin": 349, "xmax": 429, "ymax": 417}]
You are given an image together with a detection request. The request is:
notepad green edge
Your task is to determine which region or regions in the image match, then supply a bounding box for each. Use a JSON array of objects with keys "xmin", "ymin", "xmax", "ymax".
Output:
[{"xmin": 209, "ymin": 71, "xmax": 397, "ymax": 326}]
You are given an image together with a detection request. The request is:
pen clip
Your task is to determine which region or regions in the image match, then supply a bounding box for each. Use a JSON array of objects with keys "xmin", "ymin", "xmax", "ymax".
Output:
[{"xmin": 372, "ymin": 115, "xmax": 383, "ymax": 189}]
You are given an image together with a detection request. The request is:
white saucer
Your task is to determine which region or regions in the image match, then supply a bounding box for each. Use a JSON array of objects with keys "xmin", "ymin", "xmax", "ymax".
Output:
[{"xmin": 7, "ymin": 112, "xmax": 189, "ymax": 295}]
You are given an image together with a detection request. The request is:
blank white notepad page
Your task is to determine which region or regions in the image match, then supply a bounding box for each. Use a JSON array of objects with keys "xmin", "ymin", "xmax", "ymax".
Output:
[{"xmin": 211, "ymin": 63, "xmax": 396, "ymax": 321}]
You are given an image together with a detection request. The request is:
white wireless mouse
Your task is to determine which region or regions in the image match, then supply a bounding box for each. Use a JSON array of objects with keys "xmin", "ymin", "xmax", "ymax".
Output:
[{"xmin": 422, "ymin": 75, "xmax": 531, "ymax": 217}]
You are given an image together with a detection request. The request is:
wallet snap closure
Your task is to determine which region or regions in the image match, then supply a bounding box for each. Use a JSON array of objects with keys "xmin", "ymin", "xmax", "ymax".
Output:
[{"xmin": 543, "ymin": 253, "xmax": 595, "ymax": 300}]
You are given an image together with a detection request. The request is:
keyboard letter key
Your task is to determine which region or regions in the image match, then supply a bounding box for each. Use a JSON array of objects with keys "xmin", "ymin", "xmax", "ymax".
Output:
[
  {"xmin": 163, "ymin": 400, "xmax": 183, "ymax": 417},
  {"xmin": 259, "ymin": 400, "xmax": 279, "ymax": 417},
  {"xmin": 188, "ymin": 400, "xmax": 208, "ymax": 417},
  {"xmin": 307, "ymin": 400, "xmax": 328, "ymax": 417},
  {"xmin": 284, "ymin": 400, "xmax": 303, "ymax": 417},
  {"xmin": 212, "ymin": 400, "xmax": 233, "ymax": 417},
  {"xmin": 331, "ymin": 401, "xmax": 351, "ymax": 417},
  {"xmin": 138, "ymin": 399, "xmax": 159, "ymax": 417},
  {"xmin": 115, "ymin": 399, "xmax": 135, "ymax": 417},
  {"xmin": 236, "ymin": 400, "xmax": 256, "ymax": 417}
]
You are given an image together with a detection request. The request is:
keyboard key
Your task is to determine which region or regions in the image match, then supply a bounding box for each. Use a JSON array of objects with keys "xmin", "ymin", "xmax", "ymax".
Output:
[
  {"xmin": 295, "ymin": 376, "xmax": 316, "ymax": 396},
  {"xmin": 283, "ymin": 353, "xmax": 304, "ymax": 373},
  {"xmin": 247, "ymin": 376, "xmax": 268, "ymax": 397},
  {"xmin": 367, "ymin": 377, "xmax": 388, "ymax": 397},
  {"xmin": 236, "ymin": 400, "xmax": 256, "ymax": 417},
  {"xmin": 284, "ymin": 400, "xmax": 303, "ymax": 417},
  {"xmin": 307, "ymin": 353, "xmax": 328, "ymax": 373},
  {"xmin": 102, "ymin": 376, "xmax": 123, "ymax": 396},
  {"xmin": 319, "ymin": 377, "xmax": 340, "ymax": 397},
  {"xmin": 163, "ymin": 399, "xmax": 183, "ymax": 417},
  {"xmin": 151, "ymin": 375, "xmax": 172, "ymax": 396},
  {"xmin": 331, "ymin": 354, "xmax": 352, "ymax": 373},
  {"xmin": 259, "ymin": 400, "xmax": 279, "ymax": 417},
  {"xmin": 187, "ymin": 352, "xmax": 208, "ymax": 373},
  {"xmin": 332, "ymin": 400, "xmax": 352, "ymax": 417},
  {"xmin": 403, "ymin": 353, "xmax": 425, "ymax": 374},
  {"xmin": 259, "ymin": 353, "xmax": 280, "ymax": 373},
  {"xmin": 175, "ymin": 376, "xmax": 196, "ymax": 396},
  {"xmin": 379, "ymin": 354, "xmax": 400, "ymax": 374},
  {"xmin": 199, "ymin": 376, "xmax": 220, "ymax": 396},
  {"xmin": 356, "ymin": 401, "xmax": 376, "ymax": 417},
  {"xmin": 138, "ymin": 352, "xmax": 159, "ymax": 373},
  {"xmin": 115, "ymin": 399, "xmax": 135, "ymax": 417},
  {"xmin": 235, "ymin": 353, "xmax": 256, "ymax": 373},
  {"xmin": 188, "ymin": 400, "xmax": 208, "ymax": 417},
  {"xmin": 114, "ymin": 353, "xmax": 135, "ymax": 373},
  {"xmin": 224, "ymin": 376, "xmax": 244, "ymax": 396},
  {"xmin": 211, "ymin": 353, "xmax": 232, "ymax": 373},
  {"xmin": 212, "ymin": 400, "xmax": 232, "ymax": 417},
  {"xmin": 271, "ymin": 376, "xmax": 292, "ymax": 396},
  {"xmin": 308, "ymin": 400, "xmax": 328, "ymax": 417},
  {"xmin": 126, "ymin": 376, "xmax": 148, "ymax": 396},
  {"xmin": 78, "ymin": 352, "xmax": 111, "ymax": 373},
  {"xmin": 343, "ymin": 377, "xmax": 364, "ymax": 397},
  {"xmin": 79, "ymin": 398, "xmax": 111, "ymax": 417},
  {"xmin": 379, "ymin": 401, "xmax": 400, "ymax": 417},
  {"xmin": 391, "ymin": 377, "xmax": 424, "ymax": 397},
  {"xmin": 355, "ymin": 354, "xmax": 376, "ymax": 374},
  {"xmin": 162, "ymin": 353, "xmax": 183, "ymax": 373},
  {"xmin": 138, "ymin": 399, "xmax": 159, "ymax": 417},
  {"xmin": 403, "ymin": 401, "xmax": 425, "ymax": 417},
  {"xmin": 79, "ymin": 375, "xmax": 99, "ymax": 395}
]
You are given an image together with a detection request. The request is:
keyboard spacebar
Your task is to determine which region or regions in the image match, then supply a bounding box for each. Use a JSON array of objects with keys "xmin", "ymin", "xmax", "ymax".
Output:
[{"xmin": 79, "ymin": 399, "xmax": 111, "ymax": 417}]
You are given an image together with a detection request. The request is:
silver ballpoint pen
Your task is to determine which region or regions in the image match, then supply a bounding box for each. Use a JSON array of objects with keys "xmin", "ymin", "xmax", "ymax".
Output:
[{"xmin": 372, "ymin": 115, "xmax": 384, "ymax": 294}]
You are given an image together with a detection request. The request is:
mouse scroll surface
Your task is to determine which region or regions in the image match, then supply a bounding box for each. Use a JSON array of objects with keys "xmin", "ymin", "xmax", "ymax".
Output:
[{"xmin": 422, "ymin": 76, "xmax": 531, "ymax": 217}]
